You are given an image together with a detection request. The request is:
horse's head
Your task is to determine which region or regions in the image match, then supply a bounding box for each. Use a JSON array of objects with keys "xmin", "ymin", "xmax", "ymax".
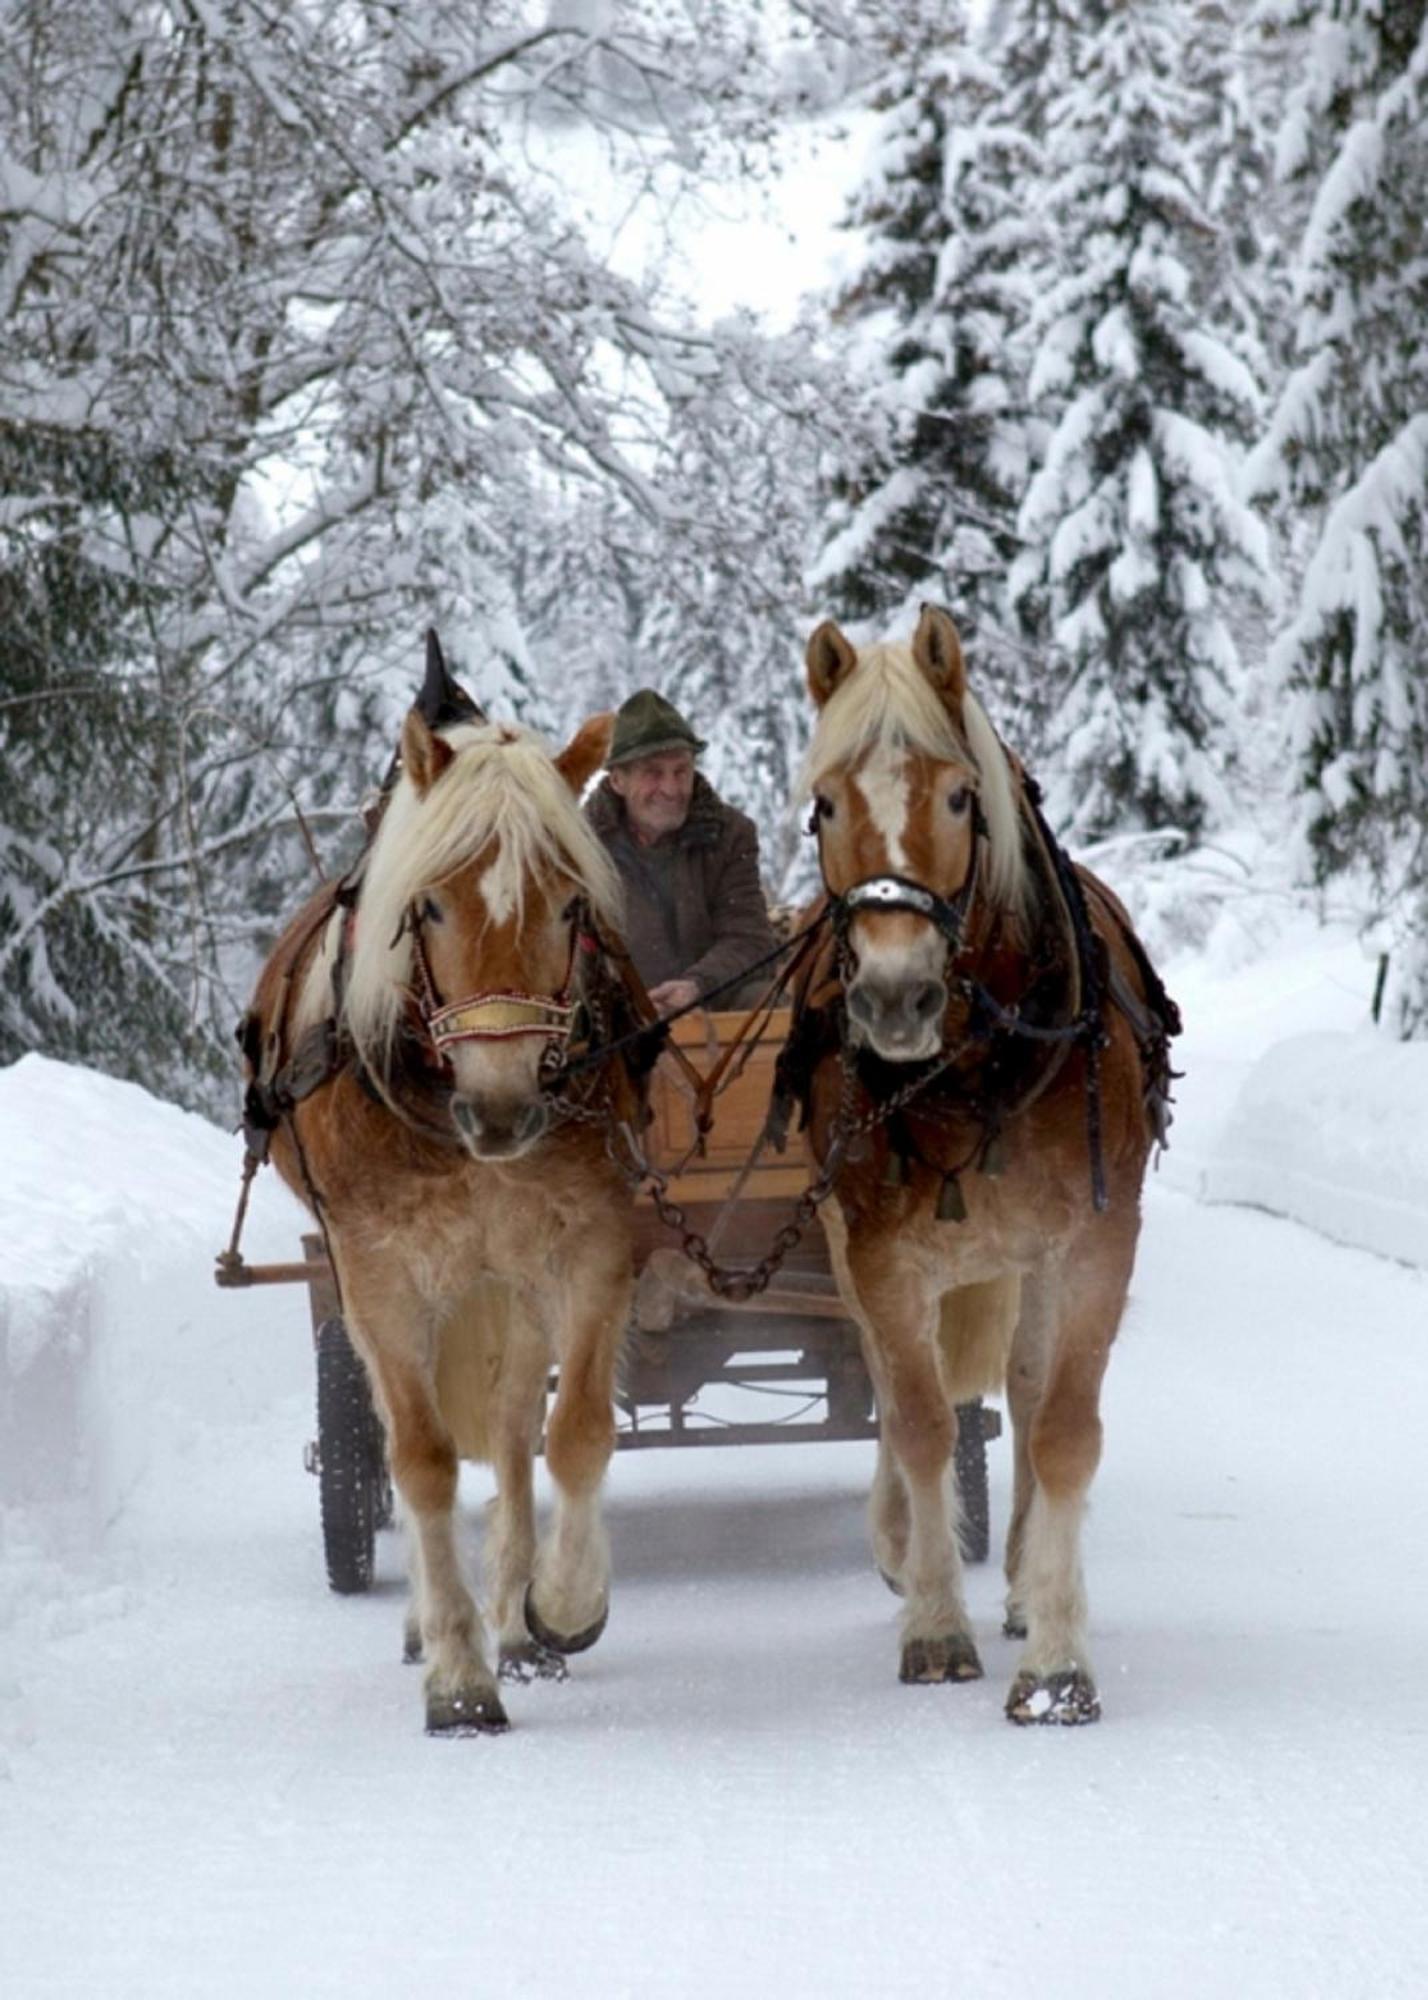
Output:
[
  {"xmin": 344, "ymin": 703, "xmax": 620, "ymax": 1162},
  {"xmin": 803, "ymin": 605, "xmax": 1026, "ymax": 1064}
]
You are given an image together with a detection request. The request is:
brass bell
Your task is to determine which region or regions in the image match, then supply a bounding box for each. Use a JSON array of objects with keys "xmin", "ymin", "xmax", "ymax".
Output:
[{"xmin": 936, "ymin": 1172, "xmax": 967, "ymax": 1222}]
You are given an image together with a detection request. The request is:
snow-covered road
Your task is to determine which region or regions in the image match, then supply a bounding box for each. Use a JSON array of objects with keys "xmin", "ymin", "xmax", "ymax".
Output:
[{"xmin": 4, "ymin": 1175, "xmax": 1426, "ymax": 1999}]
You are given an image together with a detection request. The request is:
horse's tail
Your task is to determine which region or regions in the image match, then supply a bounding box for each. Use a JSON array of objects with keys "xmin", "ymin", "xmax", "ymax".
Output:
[
  {"xmin": 935, "ymin": 1275, "xmax": 1020, "ymax": 1404},
  {"xmin": 434, "ymin": 1277, "xmax": 536, "ymax": 1465}
]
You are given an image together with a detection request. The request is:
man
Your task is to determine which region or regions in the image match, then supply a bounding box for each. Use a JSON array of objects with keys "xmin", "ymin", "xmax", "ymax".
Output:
[{"xmin": 586, "ymin": 689, "xmax": 777, "ymax": 1014}]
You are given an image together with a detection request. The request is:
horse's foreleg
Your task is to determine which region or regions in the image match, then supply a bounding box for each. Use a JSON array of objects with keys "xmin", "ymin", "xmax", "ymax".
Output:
[
  {"xmin": 1005, "ymin": 1231, "xmax": 1134, "ymax": 1727},
  {"xmin": 525, "ymin": 1228, "xmax": 631, "ymax": 1656},
  {"xmin": 338, "ymin": 1254, "xmax": 506, "ymax": 1735},
  {"xmin": 851, "ymin": 1249, "xmax": 980, "ymax": 1686}
]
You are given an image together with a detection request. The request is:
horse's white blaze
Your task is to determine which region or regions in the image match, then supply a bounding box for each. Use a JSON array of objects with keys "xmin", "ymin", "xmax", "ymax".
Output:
[
  {"xmin": 853, "ymin": 744, "xmax": 911, "ymax": 873},
  {"xmin": 477, "ymin": 850, "xmax": 520, "ymax": 926}
]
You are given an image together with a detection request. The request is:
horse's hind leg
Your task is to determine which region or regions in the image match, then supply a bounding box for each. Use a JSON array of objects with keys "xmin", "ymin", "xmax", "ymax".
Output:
[
  {"xmin": 1004, "ymin": 1235, "xmax": 1133, "ymax": 1726},
  {"xmin": 485, "ymin": 1295, "xmax": 562, "ymax": 1681},
  {"xmin": 869, "ymin": 1434, "xmax": 911, "ymax": 1595},
  {"xmin": 824, "ymin": 1201, "xmax": 909, "ymax": 1593},
  {"xmin": 525, "ymin": 1225, "xmax": 631, "ymax": 1656},
  {"xmin": 339, "ymin": 1251, "xmax": 507, "ymax": 1735},
  {"xmin": 1002, "ymin": 1270, "xmax": 1058, "ymax": 1640}
]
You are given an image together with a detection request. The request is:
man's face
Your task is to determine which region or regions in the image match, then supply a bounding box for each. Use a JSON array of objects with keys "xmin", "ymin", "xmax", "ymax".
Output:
[{"xmin": 609, "ymin": 749, "xmax": 696, "ymax": 844}]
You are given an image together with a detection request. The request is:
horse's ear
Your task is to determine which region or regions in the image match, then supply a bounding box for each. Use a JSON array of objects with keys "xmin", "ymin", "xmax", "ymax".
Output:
[
  {"xmin": 806, "ymin": 621, "xmax": 858, "ymax": 707},
  {"xmin": 401, "ymin": 707, "xmax": 454, "ymax": 796},
  {"xmin": 912, "ymin": 604, "xmax": 967, "ymax": 707},
  {"xmin": 554, "ymin": 711, "xmax": 615, "ymax": 796}
]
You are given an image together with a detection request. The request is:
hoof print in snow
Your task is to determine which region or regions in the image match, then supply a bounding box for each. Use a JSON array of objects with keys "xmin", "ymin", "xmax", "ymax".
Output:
[
  {"xmin": 899, "ymin": 1634, "xmax": 984, "ymax": 1684},
  {"xmin": 425, "ymin": 1688, "xmax": 509, "ymax": 1736},
  {"xmin": 499, "ymin": 1639, "xmax": 569, "ymax": 1684},
  {"xmin": 524, "ymin": 1585, "xmax": 609, "ymax": 1657},
  {"xmin": 1005, "ymin": 1669, "xmax": 1101, "ymax": 1726}
]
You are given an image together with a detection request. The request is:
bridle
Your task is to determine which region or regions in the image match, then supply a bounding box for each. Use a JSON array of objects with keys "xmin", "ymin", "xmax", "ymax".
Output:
[
  {"xmin": 401, "ymin": 895, "xmax": 597, "ymax": 1069},
  {"xmin": 814, "ymin": 794, "xmax": 987, "ymax": 964}
]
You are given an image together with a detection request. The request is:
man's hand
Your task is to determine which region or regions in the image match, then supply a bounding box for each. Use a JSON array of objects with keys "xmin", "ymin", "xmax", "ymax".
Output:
[{"xmin": 648, "ymin": 978, "xmax": 701, "ymax": 1018}]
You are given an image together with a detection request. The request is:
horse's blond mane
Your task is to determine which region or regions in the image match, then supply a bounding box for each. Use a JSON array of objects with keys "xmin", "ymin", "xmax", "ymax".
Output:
[
  {"xmin": 296, "ymin": 720, "xmax": 624, "ymax": 1062},
  {"xmin": 800, "ymin": 640, "xmax": 1029, "ymax": 915}
]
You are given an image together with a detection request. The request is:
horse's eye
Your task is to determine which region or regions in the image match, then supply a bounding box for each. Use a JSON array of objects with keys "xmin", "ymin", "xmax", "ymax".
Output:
[
  {"xmin": 816, "ymin": 795, "xmax": 835, "ymax": 821},
  {"xmin": 948, "ymin": 786, "xmax": 972, "ymax": 816},
  {"xmin": 420, "ymin": 895, "xmax": 444, "ymax": 924}
]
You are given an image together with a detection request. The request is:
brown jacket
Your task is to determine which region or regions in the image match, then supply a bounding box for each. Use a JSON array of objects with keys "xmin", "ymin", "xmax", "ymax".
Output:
[{"xmin": 586, "ymin": 773, "xmax": 778, "ymax": 1004}]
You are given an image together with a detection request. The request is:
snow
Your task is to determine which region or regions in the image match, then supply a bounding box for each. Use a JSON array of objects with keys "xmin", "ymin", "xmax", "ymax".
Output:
[{"xmin": 3, "ymin": 883, "xmax": 1428, "ymax": 1997}]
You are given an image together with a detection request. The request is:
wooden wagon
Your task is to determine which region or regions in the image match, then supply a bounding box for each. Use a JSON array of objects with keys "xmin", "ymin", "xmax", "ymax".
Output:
[{"xmin": 218, "ymin": 1009, "xmax": 999, "ymax": 1593}]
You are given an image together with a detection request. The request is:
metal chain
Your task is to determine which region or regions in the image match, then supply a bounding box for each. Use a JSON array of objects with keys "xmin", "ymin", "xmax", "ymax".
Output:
[{"xmin": 607, "ymin": 1033, "xmax": 980, "ymax": 1302}]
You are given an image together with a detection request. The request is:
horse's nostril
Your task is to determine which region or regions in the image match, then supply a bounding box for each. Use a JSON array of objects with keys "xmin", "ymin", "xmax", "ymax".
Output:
[
  {"xmin": 847, "ymin": 984, "xmax": 875, "ymax": 1027},
  {"xmin": 451, "ymin": 1096, "xmax": 481, "ymax": 1138},
  {"xmin": 911, "ymin": 980, "xmax": 945, "ymax": 1023},
  {"xmin": 514, "ymin": 1101, "xmax": 548, "ymax": 1145}
]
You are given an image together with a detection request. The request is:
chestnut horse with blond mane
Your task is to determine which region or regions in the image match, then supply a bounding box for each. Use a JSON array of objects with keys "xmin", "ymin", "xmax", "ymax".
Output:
[
  {"xmin": 243, "ymin": 640, "xmax": 647, "ymax": 1734},
  {"xmin": 787, "ymin": 606, "xmax": 1179, "ymax": 1724}
]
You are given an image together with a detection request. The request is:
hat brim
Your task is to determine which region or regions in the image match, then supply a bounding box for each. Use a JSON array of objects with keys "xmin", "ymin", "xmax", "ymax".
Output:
[{"xmin": 607, "ymin": 734, "xmax": 706, "ymax": 767}]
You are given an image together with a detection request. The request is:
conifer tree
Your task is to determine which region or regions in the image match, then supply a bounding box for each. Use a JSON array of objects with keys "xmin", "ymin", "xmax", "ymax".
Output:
[
  {"xmin": 812, "ymin": 6, "xmax": 1037, "ymax": 707},
  {"xmin": 1246, "ymin": 0, "xmax": 1428, "ymax": 1030},
  {"xmin": 1009, "ymin": 0, "xmax": 1270, "ymax": 842}
]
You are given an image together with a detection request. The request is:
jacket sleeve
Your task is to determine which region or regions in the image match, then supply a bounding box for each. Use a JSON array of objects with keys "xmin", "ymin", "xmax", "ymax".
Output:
[{"xmin": 685, "ymin": 815, "xmax": 778, "ymax": 1001}]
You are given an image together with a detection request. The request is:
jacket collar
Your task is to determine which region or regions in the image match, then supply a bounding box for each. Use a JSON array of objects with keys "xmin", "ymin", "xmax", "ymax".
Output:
[{"xmin": 587, "ymin": 770, "xmax": 723, "ymax": 851}]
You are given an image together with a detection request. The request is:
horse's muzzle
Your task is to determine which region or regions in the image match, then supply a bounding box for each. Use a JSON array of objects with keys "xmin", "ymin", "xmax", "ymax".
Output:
[
  {"xmin": 846, "ymin": 972, "xmax": 946, "ymax": 1062},
  {"xmin": 451, "ymin": 1094, "xmax": 549, "ymax": 1160}
]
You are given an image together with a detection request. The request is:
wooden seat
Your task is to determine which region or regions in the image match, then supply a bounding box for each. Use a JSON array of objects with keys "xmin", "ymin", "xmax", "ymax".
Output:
[{"xmin": 648, "ymin": 1008, "xmax": 805, "ymax": 1203}]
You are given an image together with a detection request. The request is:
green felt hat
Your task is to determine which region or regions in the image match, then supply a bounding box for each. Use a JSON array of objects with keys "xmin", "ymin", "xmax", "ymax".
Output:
[{"xmin": 607, "ymin": 688, "xmax": 705, "ymax": 766}]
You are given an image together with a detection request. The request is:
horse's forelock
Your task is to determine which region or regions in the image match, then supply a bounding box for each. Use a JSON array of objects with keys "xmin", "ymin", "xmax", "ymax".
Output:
[
  {"xmin": 341, "ymin": 721, "xmax": 623, "ymax": 1062},
  {"xmin": 802, "ymin": 639, "xmax": 1028, "ymax": 917}
]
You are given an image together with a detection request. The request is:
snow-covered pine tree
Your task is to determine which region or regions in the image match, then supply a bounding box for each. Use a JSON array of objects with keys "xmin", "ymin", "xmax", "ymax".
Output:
[
  {"xmin": 1245, "ymin": 2, "xmax": 1428, "ymax": 1032},
  {"xmin": 1009, "ymin": 0, "xmax": 1270, "ymax": 843},
  {"xmin": 1191, "ymin": 2, "xmax": 1284, "ymax": 394},
  {"xmin": 0, "ymin": 0, "xmax": 809, "ymax": 1105},
  {"xmin": 811, "ymin": 5, "xmax": 1037, "ymax": 710}
]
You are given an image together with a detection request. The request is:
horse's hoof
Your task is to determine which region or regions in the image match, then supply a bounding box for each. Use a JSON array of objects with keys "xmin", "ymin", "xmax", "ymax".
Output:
[
  {"xmin": 403, "ymin": 1625, "xmax": 424, "ymax": 1665},
  {"xmin": 499, "ymin": 1638, "xmax": 569, "ymax": 1684},
  {"xmin": 1005, "ymin": 1668, "xmax": 1101, "ymax": 1726},
  {"xmin": 899, "ymin": 1633, "xmax": 984, "ymax": 1684},
  {"xmin": 425, "ymin": 1686, "xmax": 509, "ymax": 1736},
  {"xmin": 1002, "ymin": 1611, "xmax": 1028, "ymax": 1641},
  {"xmin": 877, "ymin": 1565, "xmax": 906, "ymax": 1598},
  {"xmin": 524, "ymin": 1584, "xmax": 609, "ymax": 1657}
]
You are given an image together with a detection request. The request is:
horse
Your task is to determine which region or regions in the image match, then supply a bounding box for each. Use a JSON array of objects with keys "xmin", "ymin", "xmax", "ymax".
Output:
[
  {"xmin": 241, "ymin": 637, "xmax": 648, "ymax": 1734},
  {"xmin": 786, "ymin": 604, "xmax": 1179, "ymax": 1724}
]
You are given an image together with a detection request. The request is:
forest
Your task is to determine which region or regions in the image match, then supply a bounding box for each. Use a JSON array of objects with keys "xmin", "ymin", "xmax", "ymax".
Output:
[{"xmin": 2, "ymin": 0, "xmax": 1424, "ymax": 1111}]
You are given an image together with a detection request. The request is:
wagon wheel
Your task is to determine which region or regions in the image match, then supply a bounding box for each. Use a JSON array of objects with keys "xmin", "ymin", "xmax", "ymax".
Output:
[
  {"xmin": 315, "ymin": 1317, "xmax": 389, "ymax": 1594},
  {"xmin": 954, "ymin": 1399, "xmax": 991, "ymax": 1565}
]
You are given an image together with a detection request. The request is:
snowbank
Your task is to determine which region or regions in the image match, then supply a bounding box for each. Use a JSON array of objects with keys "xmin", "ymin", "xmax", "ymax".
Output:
[
  {"xmin": 1201, "ymin": 1029, "xmax": 1428, "ymax": 1269},
  {"xmin": 0, "ymin": 1055, "xmax": 310, "ymax": 1535}
]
